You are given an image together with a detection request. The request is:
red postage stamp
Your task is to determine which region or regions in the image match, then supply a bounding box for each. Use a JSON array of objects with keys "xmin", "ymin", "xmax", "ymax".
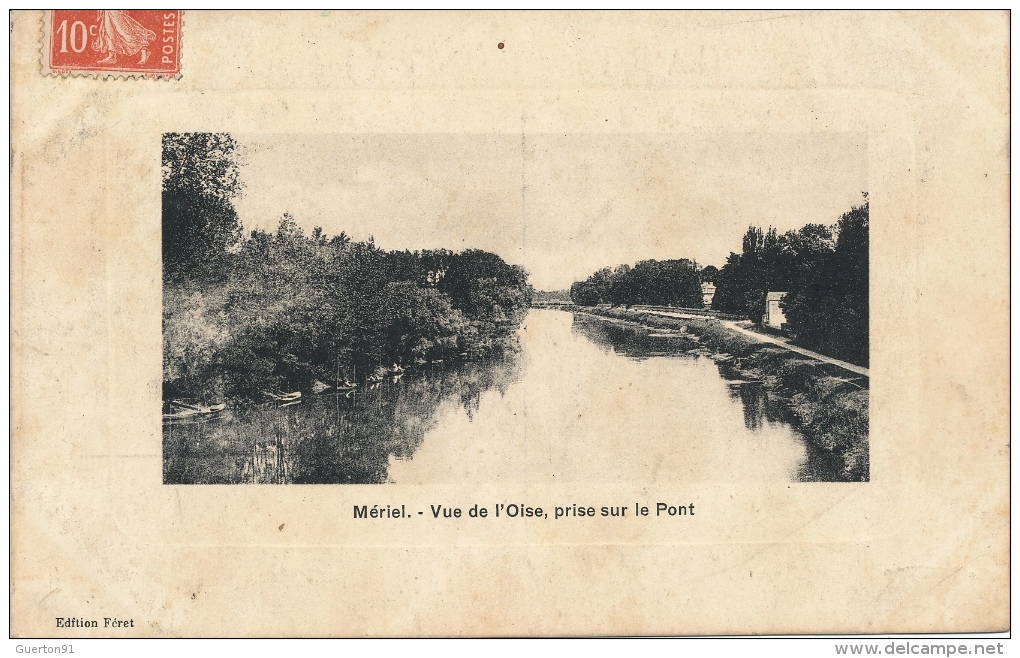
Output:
[{"xmin": 44, "ymin": 10, "xmax": 181, "ymax": 77}]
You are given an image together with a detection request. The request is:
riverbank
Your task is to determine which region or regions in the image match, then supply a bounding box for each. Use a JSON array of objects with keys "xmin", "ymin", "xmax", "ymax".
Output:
[
  {"xmin": 575, "ymin": 306, "xmax": 869, "ymax": 481},
  {"xmin": 162, "ymin": 231, "xmax": 531, "ymax": 403}
]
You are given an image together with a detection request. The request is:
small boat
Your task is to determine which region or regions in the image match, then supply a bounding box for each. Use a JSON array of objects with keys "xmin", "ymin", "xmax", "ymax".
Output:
[
  {"xmin": 335, "ymin": 380, "xmax": 357, "ymax": 391},
  {"xmin": 163, "ymin": 400, "xmax": 225, "ymax": 422},
  {"xmin": 169, "ymin": 399, "xmax": 226, "ymax": 414},
  {"xmin": 367, "ymin": 366, "xmax": 389, "ymax": 384},
  {"xmin": 311, "ymin": 380, "xmax": 332, "ymax": 394},
  {"xmin": 262, "ymin": 389, "xmax": 302, "ymax": 403},
  {"xmin": 277, "ymin": 399, "xmax": 303, "ymax": 408},
  {"xmin": 727, "ymin": 379, "xmax": 764, "ymax": 388},
  {"xmin": 162, "ymin": 407, "xmax": 200, "ymax": 422}
]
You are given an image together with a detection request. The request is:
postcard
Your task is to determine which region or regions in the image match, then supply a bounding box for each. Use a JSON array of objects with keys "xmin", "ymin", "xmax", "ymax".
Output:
[{"xmin": 10, "ymin": 10, "xmax": 1009, "ymax": 636}]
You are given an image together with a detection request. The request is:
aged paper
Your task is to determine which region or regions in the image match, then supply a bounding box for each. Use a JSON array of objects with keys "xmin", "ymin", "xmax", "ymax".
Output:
[{"xmin": 10, "ymin": 10, "xmax": 1009, "ymax": 636}]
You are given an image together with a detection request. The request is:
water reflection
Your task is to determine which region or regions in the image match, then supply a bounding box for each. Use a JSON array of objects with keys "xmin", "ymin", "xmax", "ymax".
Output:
[
  {"xmin": 573, "ymin": 314, "xmax": 775, "ymax": 432},
  {"xmin": 570, "ymin": 312, "xmax": 841, "ymax": 481},
  {"xmin": 162, "ymin": 353, "xmax": 522, "ymax": 484},
  {"xmin": 734, "ymin": 385, "xmax": 766, "ymax": 431},
  {"xmin": 389, "ymin": 310, "xmax": 821, "ymax": 483},
  {"xmin": 164, "ymin": 309, "xmax": 842, "ymax": 484}
]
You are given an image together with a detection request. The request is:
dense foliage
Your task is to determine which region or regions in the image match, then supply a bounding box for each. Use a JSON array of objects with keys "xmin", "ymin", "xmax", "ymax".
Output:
[
  {"xmin": 162, "ymin": 133, "xmax": 245, "ymax": 283},
  {"xmin": 162, "ymin": 134, "xmax": 531, "ymax": 400},
  {"xmin": 568, "ymin": 198, "xmax": 869, "ymax": 367},
  {"xmin": 712, "ymin": 199, "xmax": 869, "ymax": 366},
  {"xmin": 569, "ymin": 259, "xmax": 703, "ymax": 308},
  {"xmin": 531, "ymin": 289, "xmax": 572, "ymax": 303},
  {"xmin": 782, "ymin": 202, "xmax": 869, "ymax": 366}
]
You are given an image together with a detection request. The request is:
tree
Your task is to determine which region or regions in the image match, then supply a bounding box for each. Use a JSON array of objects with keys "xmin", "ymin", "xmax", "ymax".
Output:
[
  {"xmin": 162, "ymin": 135, "xmax": 533, "ymax": 398},
  {"xmin": 440, "ymin": 249, "xmax": 530, "ymax": 316},
  {"xmin": 712, "ymin": 225, "xmax": 814, "ymax": 322},
  {"xmin": 162, "ymin": 133, "xmax": 244, "ymax": 282},
  {"xmin": 712, "ymin": 226, "xmax": 771, "ymax": 320},
  {"xmin": 700, "ymin": 265, "xmax": 719, "ymax": 283},
  {"xmin": 783, "ymin": 200, "xmax": 869, "ymax": 366},
  {"xmin": 570, "ymin": 280, "xmax": 601, "ymax": 306},
  {"xmin": 570, "ymin": 259, "xmax": 701, "ymax": 308},
  {"xmin": 380, "ymin": 282, "xmax": 467, "ymax": 362}
]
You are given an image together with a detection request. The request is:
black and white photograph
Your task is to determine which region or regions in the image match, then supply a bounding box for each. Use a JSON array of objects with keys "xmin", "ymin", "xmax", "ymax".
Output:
[{"xmin": 162, "ymin": 132, "xmax": 869, "ymax": 484}]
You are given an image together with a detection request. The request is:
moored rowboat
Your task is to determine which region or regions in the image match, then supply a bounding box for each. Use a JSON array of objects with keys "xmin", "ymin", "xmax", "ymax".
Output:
[
  {"xmin": 261, "ymin": 390, "xmax": 302, "ymax": 403},
  {"xmin": 163, "ymin": 400, "xmax": 226, "ymax": 422}
]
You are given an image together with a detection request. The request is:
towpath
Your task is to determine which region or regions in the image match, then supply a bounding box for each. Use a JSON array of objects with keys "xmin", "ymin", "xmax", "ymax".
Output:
[{"xmin": 639, "ymin": 309, "xmax": 870, "ymax": 378}]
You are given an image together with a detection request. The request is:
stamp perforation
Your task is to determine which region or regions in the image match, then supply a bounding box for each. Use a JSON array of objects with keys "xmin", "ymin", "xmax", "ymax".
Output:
[{"xmin": 40, "ymin": 9, "xmax": 183, "ymax": 80}]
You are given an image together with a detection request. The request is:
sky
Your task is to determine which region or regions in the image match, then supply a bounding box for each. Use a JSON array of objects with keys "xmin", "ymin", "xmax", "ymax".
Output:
[{"xmin": 233, "ymin": 133, "xmax": 867, "ymax": 291}]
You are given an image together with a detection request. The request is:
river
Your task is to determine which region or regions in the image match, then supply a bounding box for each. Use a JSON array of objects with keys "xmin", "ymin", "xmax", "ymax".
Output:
[{"xmin": 163, "ymin": 308, "xmax": 839, "ymax": 484}]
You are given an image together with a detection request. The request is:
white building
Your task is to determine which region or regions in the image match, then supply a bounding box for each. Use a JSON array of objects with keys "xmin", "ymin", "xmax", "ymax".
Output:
[
  {"xmin": 764, "ymin": 291, "xmax": 788, "ymax": 330},
  {"xmin": 700, "ymin": 282, "xmax": 716, "ymax": 308}
]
